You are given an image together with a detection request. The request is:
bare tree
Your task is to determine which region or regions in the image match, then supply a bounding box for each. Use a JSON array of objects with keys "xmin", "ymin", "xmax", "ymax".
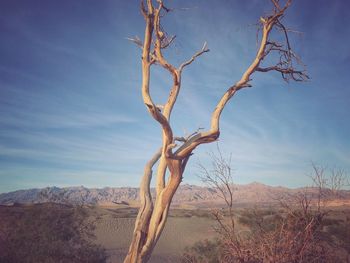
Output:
[
  {"xmin": 197, "ymin": 146, "xmax": 238, "ymax": 249},
  {"xmin": 124, "ymin": 0, "xmax": 308, "ymax": 262},
  {"xmin": 187, "ymin": 152, "xmax": 348, "ymax": 263},
  {"xmin": 309, "ymin": 163, "xmax": 349, "ymax": 208},
  {"xmin": 196, "ymin": 147, "xmax": 244, "ymax": 262}
]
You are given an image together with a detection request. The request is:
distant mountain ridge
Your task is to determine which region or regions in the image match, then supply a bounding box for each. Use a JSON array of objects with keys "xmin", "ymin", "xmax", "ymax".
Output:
[{"xmin": 1, "ymin": 183, "xmax": 350, "ymax": 207}]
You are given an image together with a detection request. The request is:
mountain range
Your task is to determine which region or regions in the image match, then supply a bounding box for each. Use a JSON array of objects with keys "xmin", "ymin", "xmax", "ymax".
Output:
[{"xmin": 1, "ymin": 183, "xmax": 350, "ymax": 208}]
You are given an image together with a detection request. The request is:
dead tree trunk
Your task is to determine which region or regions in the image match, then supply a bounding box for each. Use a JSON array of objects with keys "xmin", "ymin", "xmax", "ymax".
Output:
[{"xmin": 123, "ymin": 1, "xmax": 308, "ymax": 262}]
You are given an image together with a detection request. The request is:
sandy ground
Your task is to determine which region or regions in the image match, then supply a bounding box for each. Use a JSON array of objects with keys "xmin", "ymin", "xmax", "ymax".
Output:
[{"xmin": 92, "ymin": 208, "xmax": 217, "ymax": 262}]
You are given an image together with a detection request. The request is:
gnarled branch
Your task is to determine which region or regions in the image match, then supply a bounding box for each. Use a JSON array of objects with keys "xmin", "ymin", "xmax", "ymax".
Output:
[{"xmin": 125, "ymin": 1, "xmax": 308, "ymax": 262}]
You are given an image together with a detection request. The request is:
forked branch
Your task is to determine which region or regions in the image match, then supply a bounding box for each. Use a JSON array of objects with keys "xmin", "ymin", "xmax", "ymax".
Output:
[
  {"xmin": 179, "ymin": 42, "xmax": 209, "ymax": 72},
  {"xmin": 175, "ymin": 0, "xmax": 308, "ymax": 159},
  {"xmin": 125, "ymin": 1, "xmax": 309, "ymax": 262}
]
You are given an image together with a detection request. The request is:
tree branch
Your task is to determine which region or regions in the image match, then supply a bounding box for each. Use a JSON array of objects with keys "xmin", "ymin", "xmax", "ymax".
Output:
[{"xmin": 178, "ymin": 42, "xmax": 209, "ymax": 72}]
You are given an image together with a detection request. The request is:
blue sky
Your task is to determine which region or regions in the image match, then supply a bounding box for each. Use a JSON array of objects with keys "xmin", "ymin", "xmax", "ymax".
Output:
[{"xmin": 1, "ymin": 0, "xmax": 349, "ymax": 193}]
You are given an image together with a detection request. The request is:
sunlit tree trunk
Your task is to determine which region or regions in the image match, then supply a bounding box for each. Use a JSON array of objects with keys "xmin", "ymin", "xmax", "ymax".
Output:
[{"xmin": 123, "ymin": 0, "xmax": 308, "ymax": 262}]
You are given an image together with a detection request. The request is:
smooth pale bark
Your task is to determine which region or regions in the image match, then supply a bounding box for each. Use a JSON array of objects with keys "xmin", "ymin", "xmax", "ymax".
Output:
[
  {"xmin": 123, "ymin": 1, "xmax": 307, "ymax": 262},
  {"xmin": 123, "ymin": 149, "xmax": 161, "ymax": 263}
]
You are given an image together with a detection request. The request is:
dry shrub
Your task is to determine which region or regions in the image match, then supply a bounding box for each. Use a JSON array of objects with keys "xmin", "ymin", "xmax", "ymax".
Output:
[
  {"xmin": 183, "ymin": 151, "xmax": 349, "ymax": 263},
  {"xmin": 0, "ymin": 203, "xmax": 107, "ymax": 263}
]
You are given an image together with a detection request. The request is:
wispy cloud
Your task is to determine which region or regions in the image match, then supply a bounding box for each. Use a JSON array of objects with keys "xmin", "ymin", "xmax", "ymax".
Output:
[
  {"xmin": 0, "ymin": 110, "xmax": 136, "ymax": 129},
  {"xmin": 1, "ymin": 0, "xmax": 349, "ymax": 193}
]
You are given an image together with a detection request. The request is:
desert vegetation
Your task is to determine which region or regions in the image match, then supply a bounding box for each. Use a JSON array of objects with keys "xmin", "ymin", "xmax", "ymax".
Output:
[
  {"xmin": 0, "ymin": 203, "xmax": 107, "ymax": 263},
  {"xmin": 182, "ymin": 151, "xmax": 350, "ymax": 263},
  {"xmin": 0, "ymin": 195, "xmax": 349, "ymax": 262},
  {"xmin": 182, "ymin": 208, "xmax": 350, "ymax": 263},
  {"xmin": 1, "ymin": 149, "xmax": 349, "ymax": 262}
]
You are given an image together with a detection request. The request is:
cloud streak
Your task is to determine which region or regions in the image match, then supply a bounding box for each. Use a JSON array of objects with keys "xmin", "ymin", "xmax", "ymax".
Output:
[{"xmin": 1, "ymin": 0, "xmax": 349, "ymax": 193}]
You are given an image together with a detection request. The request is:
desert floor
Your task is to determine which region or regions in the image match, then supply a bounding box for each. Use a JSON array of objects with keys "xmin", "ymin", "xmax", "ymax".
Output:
[
  {"xmin": 91, "ymin": 207, "xmax": 218, "ymax": 262},
  {"xmin": 2, "ymin": 204, "xmax": 349, "ymax": 262}
]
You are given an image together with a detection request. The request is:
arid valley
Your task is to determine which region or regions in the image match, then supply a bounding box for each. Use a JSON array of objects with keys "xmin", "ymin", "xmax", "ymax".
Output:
[{"xmin": 1, "ymin": 183, "xmax": 350, "ymax": 262}]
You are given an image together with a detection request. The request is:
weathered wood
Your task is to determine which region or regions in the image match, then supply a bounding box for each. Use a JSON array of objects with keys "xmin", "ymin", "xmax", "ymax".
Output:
[{"xmin": 123, "ymin": 1, "xmax": 307, "ymax": 262}]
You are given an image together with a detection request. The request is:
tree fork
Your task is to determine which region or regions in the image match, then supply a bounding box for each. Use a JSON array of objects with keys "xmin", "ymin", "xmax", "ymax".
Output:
[{"xmin": 124, "ymin": 0, "xmax": 307, "ymax": 262}]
